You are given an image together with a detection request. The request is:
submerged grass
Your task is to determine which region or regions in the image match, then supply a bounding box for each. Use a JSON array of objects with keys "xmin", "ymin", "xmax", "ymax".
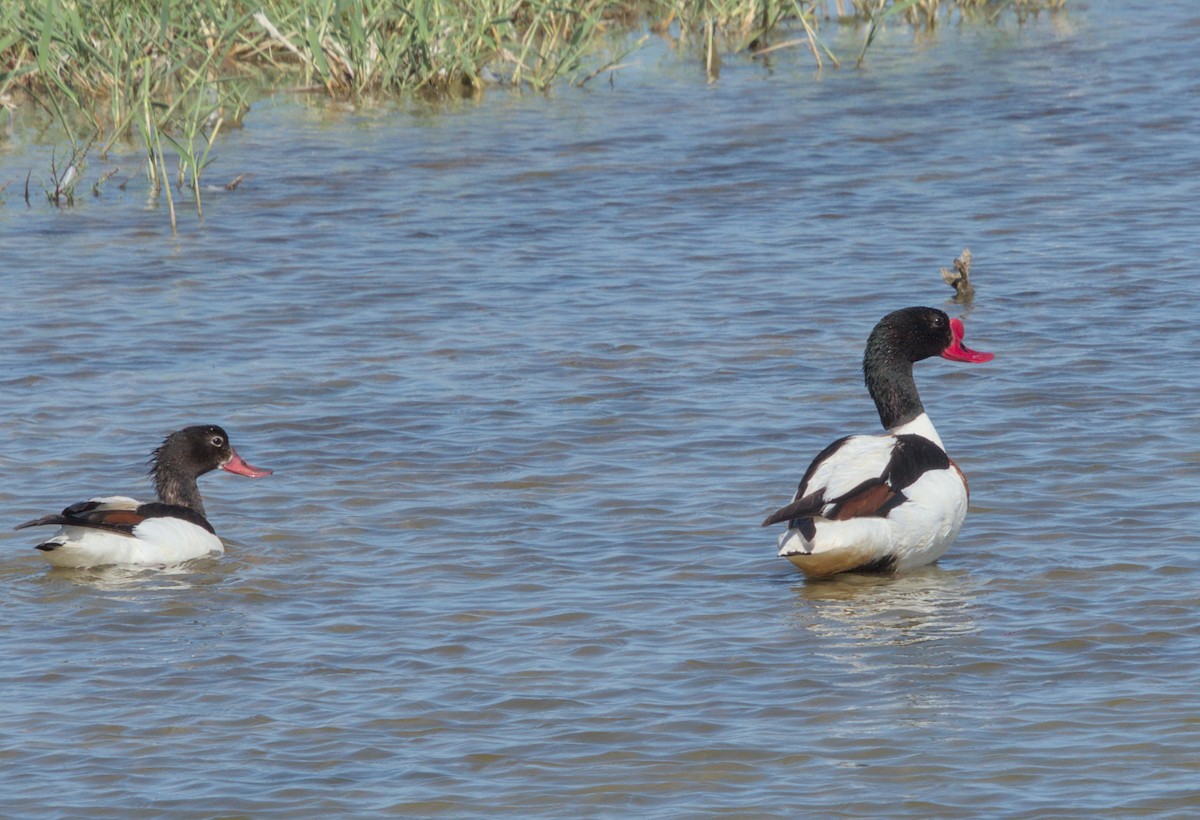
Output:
[{"xmin": 0, "ymin": 0, "xmax": 1064, "ymax": 226}]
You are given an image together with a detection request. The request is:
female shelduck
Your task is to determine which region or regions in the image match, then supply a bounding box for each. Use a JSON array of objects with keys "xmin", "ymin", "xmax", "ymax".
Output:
[
  {"xmin": 762, "ymin": 307, "xmax": 993, "ymax": 579},
  {"xmin": 17, "ymin": 425, "xmax": 272, "ymax": 568}
]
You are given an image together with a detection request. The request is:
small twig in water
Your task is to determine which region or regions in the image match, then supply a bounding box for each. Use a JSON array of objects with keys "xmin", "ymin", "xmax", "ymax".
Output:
[
  {"xmin": 577, "ymin": 34, "xmax": 648, "ymax": 88},
  {"xmin": 751, "ymin": 39, "xmax": 806, "ymax": 59},
  {"xmin": 118, "ymin": 159, "xmax": 146, "ymax": 191},
  {"xmin": 93, "ymin": 168, "xmax": 119, "ymax": 197}
]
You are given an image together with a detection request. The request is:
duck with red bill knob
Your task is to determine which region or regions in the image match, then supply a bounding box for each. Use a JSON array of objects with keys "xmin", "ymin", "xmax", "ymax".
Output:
[
  {"xmin": 762, "ymin": 307, "xmax": 993, "ymax": 579},
  {"xmin": 17, "ymin": 425, "xmax": 272, "ymax": 568}
]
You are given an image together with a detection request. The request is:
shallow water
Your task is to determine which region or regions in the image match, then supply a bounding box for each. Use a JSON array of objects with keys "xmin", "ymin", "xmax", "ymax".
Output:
[{"xmin": 3, "ymin": 1, "xmax": 1200, "ymax": 815}]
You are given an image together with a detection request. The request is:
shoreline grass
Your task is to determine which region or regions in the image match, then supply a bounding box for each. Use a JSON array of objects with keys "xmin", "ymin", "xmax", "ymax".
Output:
[{"xmin": 0, "ymin": 0, "xmax": 1065, "ymax": 227}]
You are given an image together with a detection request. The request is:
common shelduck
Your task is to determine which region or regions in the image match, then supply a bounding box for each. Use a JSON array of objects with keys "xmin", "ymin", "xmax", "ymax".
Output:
[
  {"xmin": 17, "ymin": 425, "xmax": 272, "ymax": 568},
  {"xmin": 762, "ymin": 307, "xmax": 993, "ymax": 578}
]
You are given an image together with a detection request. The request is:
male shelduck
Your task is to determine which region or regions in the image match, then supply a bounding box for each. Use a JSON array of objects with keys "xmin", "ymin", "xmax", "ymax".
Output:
[
  {"xmin": 762, "ymin": 307, "xmax": 993, "ymax": 578},
  {"xmin": 17, "ymin": 425, "xmax": 272, "ymax": 568}
]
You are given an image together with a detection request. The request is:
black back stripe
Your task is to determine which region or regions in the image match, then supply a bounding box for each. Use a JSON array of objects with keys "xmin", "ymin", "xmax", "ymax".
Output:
[{"xmin": 884, "ymin": 435, "xmax": 950, "ymax": 491}]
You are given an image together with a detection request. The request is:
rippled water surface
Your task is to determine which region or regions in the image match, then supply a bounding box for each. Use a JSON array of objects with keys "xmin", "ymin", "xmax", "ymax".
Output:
[{"xmin": 3, "ymin": 1, "xmax": 1200, "ymax": 815}]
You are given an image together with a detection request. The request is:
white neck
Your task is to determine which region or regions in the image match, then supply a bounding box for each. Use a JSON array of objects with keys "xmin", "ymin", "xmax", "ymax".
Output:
[{"xmin": 890, "ymin": 412, "xmax": 944, "ymax": 449}]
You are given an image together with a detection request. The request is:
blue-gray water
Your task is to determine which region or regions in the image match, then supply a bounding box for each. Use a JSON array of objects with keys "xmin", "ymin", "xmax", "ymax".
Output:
[{"xmin": 3, "ymin": 1, "xmax": 1200, "ymax": 815}]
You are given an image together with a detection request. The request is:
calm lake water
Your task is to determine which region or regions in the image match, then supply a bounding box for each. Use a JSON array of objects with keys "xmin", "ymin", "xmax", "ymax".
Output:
[{"xmin": 3, "ymin": 1, "xmax": 1200, "ymax": 815}]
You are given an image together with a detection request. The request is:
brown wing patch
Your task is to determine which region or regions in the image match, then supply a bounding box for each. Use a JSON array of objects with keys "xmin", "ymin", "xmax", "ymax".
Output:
[
  {"xmin": 828, "ymin": 480, "xmax": 897, "ymax": 520},
  {"xmin": 60, "ymin": 507, "xmax": 148, "ymax": 537},
  {"xmin": 87, "ymin": 510, "xmax": 149, "ymax": 529}
]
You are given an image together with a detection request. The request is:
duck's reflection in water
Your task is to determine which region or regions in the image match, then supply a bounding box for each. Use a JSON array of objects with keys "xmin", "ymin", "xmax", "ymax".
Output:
[
  {"xmin": 44, "ymin": 558, "xmax": 221, "ymax": 592},
  {"xmin": 789, "ymin": 564, "xmax": 980, "ymax": 647}
]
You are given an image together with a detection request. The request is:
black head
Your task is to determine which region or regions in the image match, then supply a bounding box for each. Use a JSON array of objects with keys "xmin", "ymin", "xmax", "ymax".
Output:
[
  {"xmin": 862, "ymin": 307, "xmax": 992, "ymax": 430},
  {"xmin": 152, "ymin": 425, "xmax": 238, "ymax": 479},
  {"xmin": 866, "ymin": 307, "xmax": 955, "ymax": 364},
  {"xmin": 149, "ymin": 425, "xmax": 272, "ymax": 513}
]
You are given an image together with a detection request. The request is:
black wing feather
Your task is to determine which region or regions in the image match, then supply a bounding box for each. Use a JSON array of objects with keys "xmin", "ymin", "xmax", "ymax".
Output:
[{"xmin": 15, "ymin": 500, "xmax": 214, "ymax": 536}]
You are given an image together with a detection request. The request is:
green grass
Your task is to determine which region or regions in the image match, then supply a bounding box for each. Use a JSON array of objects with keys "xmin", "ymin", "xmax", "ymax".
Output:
[{"xmin": 0, "ymin": 0, "xmax": 1065, "ymax": 226}]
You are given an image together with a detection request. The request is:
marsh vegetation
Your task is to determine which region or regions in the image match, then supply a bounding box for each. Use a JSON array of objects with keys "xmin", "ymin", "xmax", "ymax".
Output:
[{"xmin": 0, "ymin": 0, "xmax": 1064, "ymax": 228}]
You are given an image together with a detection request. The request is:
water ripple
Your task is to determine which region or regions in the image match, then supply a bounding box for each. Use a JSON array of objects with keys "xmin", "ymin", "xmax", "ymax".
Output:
[{"xmin": 2, "ymin": 4, "xmax": 1200, "ymax": 816}]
